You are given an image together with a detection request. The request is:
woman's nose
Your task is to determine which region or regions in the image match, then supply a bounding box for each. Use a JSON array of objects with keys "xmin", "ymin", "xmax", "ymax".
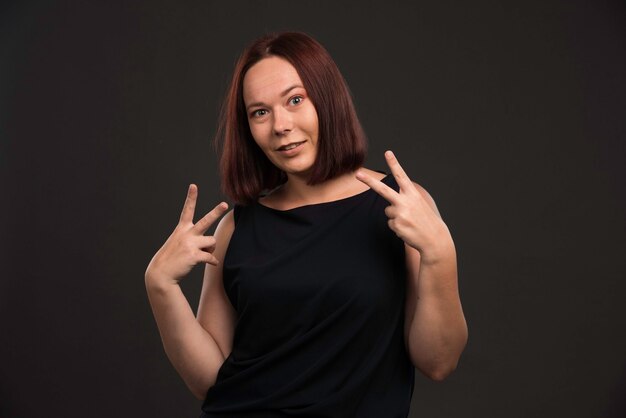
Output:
[{"xmin": 272, "ymin": 107, "xmax": 293, "ymax": 135}]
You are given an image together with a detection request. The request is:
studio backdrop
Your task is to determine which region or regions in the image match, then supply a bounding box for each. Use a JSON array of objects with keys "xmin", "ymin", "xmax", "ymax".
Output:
[{"xmin": 1, "ymin": 1, "xmax": 624, "ymax": 417}]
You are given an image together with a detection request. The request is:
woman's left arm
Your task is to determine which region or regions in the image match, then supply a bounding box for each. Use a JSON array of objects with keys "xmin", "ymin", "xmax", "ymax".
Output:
[
  {"xmin": 403, "ymin": 215, "xmax": 467, "ymax": 381},
  {"xmin": 356, "ymin": 151, "xmax": 468, "ymax": 381}
]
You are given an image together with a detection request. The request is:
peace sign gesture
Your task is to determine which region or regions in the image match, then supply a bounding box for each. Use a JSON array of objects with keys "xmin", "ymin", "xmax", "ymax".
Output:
[
  {"xmin": 145, "ymin": 184, "xmax": 229, "ymax": 286},
  {"xmin": 356, "ymin": 151, "xmax": 450, "ymax": 260}
]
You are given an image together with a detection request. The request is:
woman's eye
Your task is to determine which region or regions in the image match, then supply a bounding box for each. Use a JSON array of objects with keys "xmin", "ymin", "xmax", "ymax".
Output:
[
  {"xmin": 252, "ymin": 109, "xmax": 267, "ymax": 117},
  {"xmin": 289, "ymin": 96, "xmax": 303, "ymax": 105}
]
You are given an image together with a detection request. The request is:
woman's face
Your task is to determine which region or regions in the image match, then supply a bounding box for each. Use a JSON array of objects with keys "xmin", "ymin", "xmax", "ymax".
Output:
[{"xmin": 243, "ymin": 56, "xmax": 319, "ymax": 178}]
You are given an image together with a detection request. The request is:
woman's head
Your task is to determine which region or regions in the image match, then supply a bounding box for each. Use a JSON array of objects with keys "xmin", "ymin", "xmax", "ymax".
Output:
[
  {"xmin": 242, "ymin": 56, "xmax": 320, "ymax": 182},
  {"xmin": 215, "ymin": 31, "xmax": 367, "ymax": 205}
]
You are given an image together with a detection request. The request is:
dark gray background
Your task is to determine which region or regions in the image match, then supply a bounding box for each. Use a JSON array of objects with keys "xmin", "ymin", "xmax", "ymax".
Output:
[{"xmin": 1, "ymin": 0, "xmax": 625, "ymax": 417}]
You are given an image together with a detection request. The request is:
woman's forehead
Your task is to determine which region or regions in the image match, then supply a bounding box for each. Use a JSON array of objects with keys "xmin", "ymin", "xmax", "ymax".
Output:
[{"xmin": 243, "ymin": 57, "xmax": 303, "ymax": 104}]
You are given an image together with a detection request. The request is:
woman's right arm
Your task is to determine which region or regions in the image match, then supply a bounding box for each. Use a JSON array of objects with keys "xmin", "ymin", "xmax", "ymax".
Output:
[{"xmin": 144, "ymin": 184, "xmax": 232, "ymax": 400}]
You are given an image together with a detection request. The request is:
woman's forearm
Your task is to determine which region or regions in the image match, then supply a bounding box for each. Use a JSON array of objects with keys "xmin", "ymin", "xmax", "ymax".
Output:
[
  {"xmin": 145, "ymin": 273, "xmax": 225, "ymax": 400},
  {"xmin": 407, "ymin": 244, "xmax": 468, "ymax": 380}
]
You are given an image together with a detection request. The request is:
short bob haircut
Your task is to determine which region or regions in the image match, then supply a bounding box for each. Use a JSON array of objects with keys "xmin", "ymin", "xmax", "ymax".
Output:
[{"xmin": 214, "ymin": 31, "xmax": 368, "ymax": 205}]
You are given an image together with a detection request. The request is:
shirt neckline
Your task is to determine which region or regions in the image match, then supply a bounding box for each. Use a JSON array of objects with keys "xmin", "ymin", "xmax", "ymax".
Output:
[{"xmin": 256, "ymin": 172, "xmax": 389, "ymax": 213}]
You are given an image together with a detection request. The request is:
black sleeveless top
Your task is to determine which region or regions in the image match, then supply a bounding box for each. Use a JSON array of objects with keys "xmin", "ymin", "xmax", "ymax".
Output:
[{"xmin": 200, "ymin": 171, "xmax": 415, "ymax": 417}]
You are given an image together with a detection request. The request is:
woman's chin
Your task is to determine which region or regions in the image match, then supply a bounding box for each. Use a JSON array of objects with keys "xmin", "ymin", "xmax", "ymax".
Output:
[
  {"xmin": 277, "ymin": 159, "xmax": 315, "ymax": 178},
  {"xmin": 283, "ymin": 167, "xmax": 314, "ymax": 180}
]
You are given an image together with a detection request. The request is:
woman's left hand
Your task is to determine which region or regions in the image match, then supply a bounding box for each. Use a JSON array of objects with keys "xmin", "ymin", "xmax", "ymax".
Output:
[{"xmin": 355, "ymin": 150, "xmax": 451, "ymax": 261}]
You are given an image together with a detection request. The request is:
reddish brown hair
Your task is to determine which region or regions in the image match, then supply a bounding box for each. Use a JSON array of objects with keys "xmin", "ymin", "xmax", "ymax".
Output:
[{"xmin": 214, "ymin": 31, "xmax": 368, "ymax": 205}]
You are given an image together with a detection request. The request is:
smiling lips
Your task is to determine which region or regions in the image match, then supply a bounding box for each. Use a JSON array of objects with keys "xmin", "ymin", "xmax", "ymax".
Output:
[{"xmin": 277, "ymin": 140, "xmax": 306, "ymax": 151}]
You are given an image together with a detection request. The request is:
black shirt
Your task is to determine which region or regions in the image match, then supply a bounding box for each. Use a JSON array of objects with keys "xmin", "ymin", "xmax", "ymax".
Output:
[{"xmin": 201, "ymin": 171, "xmax": 415, "ymax": 417}]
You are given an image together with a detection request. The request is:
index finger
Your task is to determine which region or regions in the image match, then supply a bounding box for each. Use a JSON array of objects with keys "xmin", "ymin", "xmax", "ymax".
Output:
[
  {"xmin": 355, "ymin": 170, "xmax": 399, "ymax": 204},
  {"xmin": 384, "ymin": 150, "xmax": 414, "ymax": 192},
  {"xmin": 179, "ymin": 184, "xmax": 198, "ymax": 224},
  {"xmin": 192, "ymin": 201, "xmax": 229, "ymax": 235}
]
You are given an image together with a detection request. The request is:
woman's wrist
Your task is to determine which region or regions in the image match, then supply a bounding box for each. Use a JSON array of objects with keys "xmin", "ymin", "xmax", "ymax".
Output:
[{"xmin": 145, "ymin": 269, "xmax": 180, "ymax": 293}]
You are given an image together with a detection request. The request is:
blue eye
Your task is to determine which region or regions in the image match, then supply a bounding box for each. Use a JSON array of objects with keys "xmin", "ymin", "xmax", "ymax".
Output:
[
  {"xmin": 252, "ymin": 109, "xmax": 267, "ymax": 117},
  {"xmin": 290, "ymin": 96, "xmax": 303, "ymax": 105}
]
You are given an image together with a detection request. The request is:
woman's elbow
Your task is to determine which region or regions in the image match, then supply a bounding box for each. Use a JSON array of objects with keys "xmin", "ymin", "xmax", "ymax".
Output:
[
  {"xmin": 189, "ymin": 375, "xmax": 216, "ymax": 401},
  {"xmin": 192, "ymin": 388, "xmax": 205, "ymax": 401},
  {"xmin": 424, "ymin": 363, "xmax": 457, "ymax": 381},
  {"xmin": 426, "ymin": 330, "xmax": 468, "ymax": 381},
  {"xmin": 191, "ymin": 383, "xmax": 211, "ymax": 401},
  {"xmin": 416, "ymin": 353, "xmax": 463, "ymax": 381}
]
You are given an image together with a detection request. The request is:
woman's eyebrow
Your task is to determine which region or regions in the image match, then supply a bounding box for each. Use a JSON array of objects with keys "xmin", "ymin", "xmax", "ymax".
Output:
[{"xmin": 246, "ymin": 84, "xmax": 304, "ymax": 110}]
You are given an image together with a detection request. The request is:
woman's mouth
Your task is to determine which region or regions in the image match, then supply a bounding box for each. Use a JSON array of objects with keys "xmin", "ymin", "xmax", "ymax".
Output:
[{"xmin": 277, "ymin": 140, "xmax": 306, "ymax": 155}]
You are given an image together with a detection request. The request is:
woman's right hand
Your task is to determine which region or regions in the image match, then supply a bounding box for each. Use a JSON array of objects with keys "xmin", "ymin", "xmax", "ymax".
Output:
[{"xmin": 145, "ymin": 184, "xmax": 229, "ymax": 287}]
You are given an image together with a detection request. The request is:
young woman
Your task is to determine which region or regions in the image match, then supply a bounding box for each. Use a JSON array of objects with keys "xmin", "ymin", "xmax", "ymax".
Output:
[{"xmin": 145, "ymin": 31, "xmax": 468, "ymax": 417}]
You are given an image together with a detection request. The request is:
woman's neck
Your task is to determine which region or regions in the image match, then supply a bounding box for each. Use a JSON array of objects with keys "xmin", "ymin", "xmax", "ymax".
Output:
[{"xmin": 279, "ymin": 168, "xmax": 363, "ymax": 205}]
